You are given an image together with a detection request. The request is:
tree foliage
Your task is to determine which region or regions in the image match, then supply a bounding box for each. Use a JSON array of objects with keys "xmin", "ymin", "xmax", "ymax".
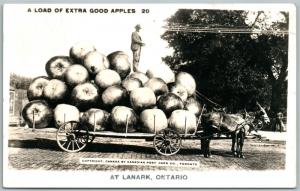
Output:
[
  {"xmin": 161, "ymin": 9, "xmax": 288, "ymax": 114},
  {"xmin": 10, "ymin": 73, "xmax": 33, "ymax": 90}
]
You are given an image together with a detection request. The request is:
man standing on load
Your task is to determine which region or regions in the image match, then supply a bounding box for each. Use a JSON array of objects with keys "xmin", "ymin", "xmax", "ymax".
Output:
[{"xmin": 131, "ymin": 24, "xmax": 145, "ymax": 72}]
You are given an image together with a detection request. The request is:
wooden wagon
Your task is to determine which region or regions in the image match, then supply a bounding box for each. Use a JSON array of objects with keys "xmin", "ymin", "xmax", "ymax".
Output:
[
  {"xmin": 28, "ymin": 103, "xmax": 262, "ymax": 156},
  {"xmin": 28, "ymin": 104, "xmax": 213, "ymax": 156}
]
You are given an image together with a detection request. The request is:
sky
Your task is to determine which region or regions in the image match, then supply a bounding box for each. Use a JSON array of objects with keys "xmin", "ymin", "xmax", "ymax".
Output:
[
  {"xmin": 4, "ymin": 5, "xmax": 178, "ymax": 77},
  {"xmin": 4, "ymin": 5, "xmax": 291, "ymax": 78}
]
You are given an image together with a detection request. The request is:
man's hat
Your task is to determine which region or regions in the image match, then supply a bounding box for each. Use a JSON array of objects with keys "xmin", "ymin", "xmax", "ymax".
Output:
[{"xmin": 135, "ymin": 24, "xmax": 141, "ymax": 29}]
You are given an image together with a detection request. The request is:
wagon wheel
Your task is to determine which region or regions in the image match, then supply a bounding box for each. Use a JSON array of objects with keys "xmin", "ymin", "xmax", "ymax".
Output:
[
  {"xmin": 56, "ymin": 121, "xmax": 89, "ymax": 153},
  {"xmin": 153, "ymin": 128, "xmax": 182, "ymax": 156}
]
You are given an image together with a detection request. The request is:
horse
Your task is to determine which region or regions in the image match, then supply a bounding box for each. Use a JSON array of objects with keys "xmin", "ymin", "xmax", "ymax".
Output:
[{"xmin": 200, "ymin": 103, "xmax": 270, "ymax": 158}]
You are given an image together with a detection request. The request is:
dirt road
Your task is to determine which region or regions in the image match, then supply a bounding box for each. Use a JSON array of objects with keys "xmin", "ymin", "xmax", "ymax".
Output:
[{"xmin": 7, "ymin": 126, "xmax": 286, "ymax": 171}]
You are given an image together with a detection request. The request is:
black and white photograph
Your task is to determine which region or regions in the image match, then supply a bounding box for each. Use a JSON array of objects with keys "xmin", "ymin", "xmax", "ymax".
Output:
[{"xmin": 2, "ymin": 4, "xmax": 296, "ymax": 188}]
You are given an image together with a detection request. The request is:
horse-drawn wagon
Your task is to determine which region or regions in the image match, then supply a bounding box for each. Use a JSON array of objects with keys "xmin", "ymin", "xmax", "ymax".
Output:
[{"xmin": 29, "ymin": 101, "xmax": 268, "ymax": 157}]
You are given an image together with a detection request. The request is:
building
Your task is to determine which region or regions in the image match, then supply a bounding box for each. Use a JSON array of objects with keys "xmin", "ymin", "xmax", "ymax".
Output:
[{"xmin": 9, "ymin": 86, "xmax": 28, "ymax": 126}]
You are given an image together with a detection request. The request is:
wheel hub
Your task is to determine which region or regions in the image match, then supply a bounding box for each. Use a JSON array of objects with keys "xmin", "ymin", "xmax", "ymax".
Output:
[
  {"xmin": 164, "ymin": 139, "xmax": 171, "ymax": 145},
  {"xmin": 66, "ymin": 133, "xmax": 76, "ymax": 140}
]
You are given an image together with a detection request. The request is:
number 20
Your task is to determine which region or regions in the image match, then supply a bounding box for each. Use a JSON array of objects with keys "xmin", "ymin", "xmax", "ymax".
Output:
[{"xmin": 142, "ymin": 9, "xmax": 149, "ymax": 13}]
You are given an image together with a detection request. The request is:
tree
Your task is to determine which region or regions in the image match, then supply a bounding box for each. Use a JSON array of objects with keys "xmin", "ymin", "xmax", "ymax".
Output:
[
  {"xmin": 247, "ymin": 11, "xmax": 288, "ymax": 114},
  {"xmin": 10, "ymin": 73, "xmax": 33, "ymax": 90},
  {"xmin": 161, "ymin": 9, "xmax": 288, "ymax": 114}
]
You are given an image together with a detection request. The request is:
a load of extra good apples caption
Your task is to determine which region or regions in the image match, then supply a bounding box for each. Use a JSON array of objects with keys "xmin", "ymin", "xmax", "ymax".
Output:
[{"xmin": 22, "ymin": 42, "xmax": 203, "ymax": 134}]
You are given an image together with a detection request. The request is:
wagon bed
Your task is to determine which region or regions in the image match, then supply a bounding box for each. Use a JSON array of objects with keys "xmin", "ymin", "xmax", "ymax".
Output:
[
  {"xmin": 89, "ymin": 131, "xmax": 156, "ymax": 138},
  {"xmin": 28, "ymin": 102, "xmax": 262, "ymax": 156}
]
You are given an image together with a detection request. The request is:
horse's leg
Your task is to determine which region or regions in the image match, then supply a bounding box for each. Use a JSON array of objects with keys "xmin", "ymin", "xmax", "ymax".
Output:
[
  {"xmin": 207, "ymin": 138, "xmax": 212, "ymax": 158},
  {"xmin": 231, "ymin": 134, "xmax": 235, "ymax": 155},
  {"xmin": 236, "ymin": 130, "xmax": 241, "ymax": 157},
  {"xmin": 203, "ymin": 138, "xmax": 210, "ymax": 158},
  {"xmin": 232, "ymin": 132, "xmax": 238, "ymax": 157},
  {"xmin": 238, "ymin": 130, "xmax": 245, "ymax": 158},
  {"xmin": 203, "ymin": 132, "xmax": 212, "ymax": 158},
  {"xmin": 202, "ymin": 138, "xmax": 207, "ymax": 157},
  {"xmin": 200, "ymin": 139, "xmax": 205, "ymax": 154}
]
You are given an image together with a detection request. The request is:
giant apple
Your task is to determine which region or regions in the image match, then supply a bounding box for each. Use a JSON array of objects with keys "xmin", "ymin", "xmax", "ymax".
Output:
[
  {"xmin": 83, "ymin": 51, "xmax": 109, "ymax": 76},
  {"xmin": 22, "ymin": 100, "xmax": 53, "ymax": 129},
  {"xmin": 95, "ymin": 69, "xmax": 121, "ymax": 90},
  {"xmin": 121, "ymin": 77, "xmax": 142, "ymax": 92},
  {"xmin": 27, "ymin": 76, "xmax": 50, "ymax": 101},
  {"xmin": 185, "ymin": 97, "xmax": 203, "ymax": 116},
  {"xmin": 144, "ymin": 77, "xmax": 168, "ymax": 96},
  {"xmin": 81, "ymin": 108, "xmax": 110, "ymax": 131},
  {"xmin": 70, "ymin": 82, "xmax": 101, "ymax": 111},
  {"xmin": 127, "ymin": 72, "xmax": 149, "ymax": 85},
  {"xmin": 111, "ymin": 106, "xmax": 138, "ymax": 133},
  {"xmin": 146, "ymin": 63, "xmax": 175, "ymax": 84},
  {"xmin": 107, "ymin": 51, "xmax": 131, "ymax": 79},
  {"xmin": 168, "ymin": 82, "xmax": 188, "ymax": 102},
  {"xmin": 168, "ymin": 110, "xmax": 197, "ymax": 134},
  {"xmin": 102, "ymin": 85, "xmax": 128, "ymax": 109},
  {"xmin": 140, "ymin": 109, "xmax": 168, "ymax": 133},
  {"xmin": 157, "ymin": 93, "xmax": 184, "ymax": 116},
  {"xmin": 54, "ymin": 104, "xmax": 80, "ymax": 128},
  {"xmin": 64, "ymin": 64, "xmax": 89, "ymax": 87},
  {"xmin": 175, "ymin": 72, "xmax": 196, "ymax": 96},
  {"xmin": 69, "ymin": 42, "xmax": 96, "ymax": 64},
  {"xmin": 130, "ymin": 87, "xmax": 156, "ymax": 112},
  {"xmin": 45, "ymin": 56, "xmax": 73, "ymax": 80},
  {"xmin": 43, "ymin": 79, "xmax": 68, "ymax": 104}
]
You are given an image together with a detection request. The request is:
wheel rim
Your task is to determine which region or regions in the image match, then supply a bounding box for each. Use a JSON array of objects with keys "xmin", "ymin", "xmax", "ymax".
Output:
[
  {"xmin": 56, "ymin": 121, "xmax": 89, "ymax": 152},
  {"xmin": 153, "ymin": 129, "xmax": 181, "ymax": 156}
]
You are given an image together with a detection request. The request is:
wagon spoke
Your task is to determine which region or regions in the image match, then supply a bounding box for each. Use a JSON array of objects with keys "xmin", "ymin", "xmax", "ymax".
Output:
[
  {"xmin": 168, "ymin": 145, "xmax": 174, "ymax": 153},
  {"xmin": 76, "ymin": 137, "xmax": 83, "ymax": 145},
  {"xmin": 155, "ymin": 139, "xmax": 164, "ymax": 144},
  {"xmin": 170, "ymin": 145, "xmax": 177, "ymax": 152},
  {"xmin": 155, "ymin": 141, "xmax": 164, "ymax": 147},
  {"xmin": 72, "ymin": 140, "xmax": 75, "ymax": 151},
  {"xmin": 157, "ymin": 135, "xmax": 166, "ymax": 140},
  {"xmin": 60, "ymin": 140, "xmax": 67, "ymax": 147},
  {"xmin": 165, "ymin": 145, "xmax": 170, "ymax": 154},
  {"xmin": 74, "ymin": 139, "xmax": 80, "ymax": 149},
  {"xmin": 159, "ymin": 144, "xmax": 166, "ymax": 151},
  {"xmin": 66, "ymin": 141, "xmax": 71, "ymax": 150},
  {"xmin": 157, "ymin": 146, "xmax": 163, "ymax": 152},
  {"xmin": 76, "ymin": 137, "xmax": 81, "ymax": 144},
  {"xmin": 174, "ymin": 144, "xmax": 181, "ymax": 150},
  {"xmin": 171, "ymin": 142, "xmax": 177, "ymax": 148},
  {"xmin": 170, "ymin": 137, "xmax": 177, "ymax": 142},
  {"xmin": 164, "ymin": 146, "xmax": 168, "ymax": 154}
]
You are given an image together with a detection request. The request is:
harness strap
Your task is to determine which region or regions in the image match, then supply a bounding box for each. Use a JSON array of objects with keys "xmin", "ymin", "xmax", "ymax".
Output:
[{"xmin": 218, "ymin": 113, "xmax": 223, "ymax": 128}]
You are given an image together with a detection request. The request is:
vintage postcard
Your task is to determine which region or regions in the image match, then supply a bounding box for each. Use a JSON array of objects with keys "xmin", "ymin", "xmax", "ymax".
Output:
[{"xmin": 2, "ymin": 4, "xmax": 296, "ymax": 188}]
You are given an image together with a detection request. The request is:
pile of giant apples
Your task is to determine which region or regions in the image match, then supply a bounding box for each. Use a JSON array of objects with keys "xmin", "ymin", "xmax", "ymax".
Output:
[{"xmin": 22, "ymin": 42, "xmax": 203, "ymax": 134}]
